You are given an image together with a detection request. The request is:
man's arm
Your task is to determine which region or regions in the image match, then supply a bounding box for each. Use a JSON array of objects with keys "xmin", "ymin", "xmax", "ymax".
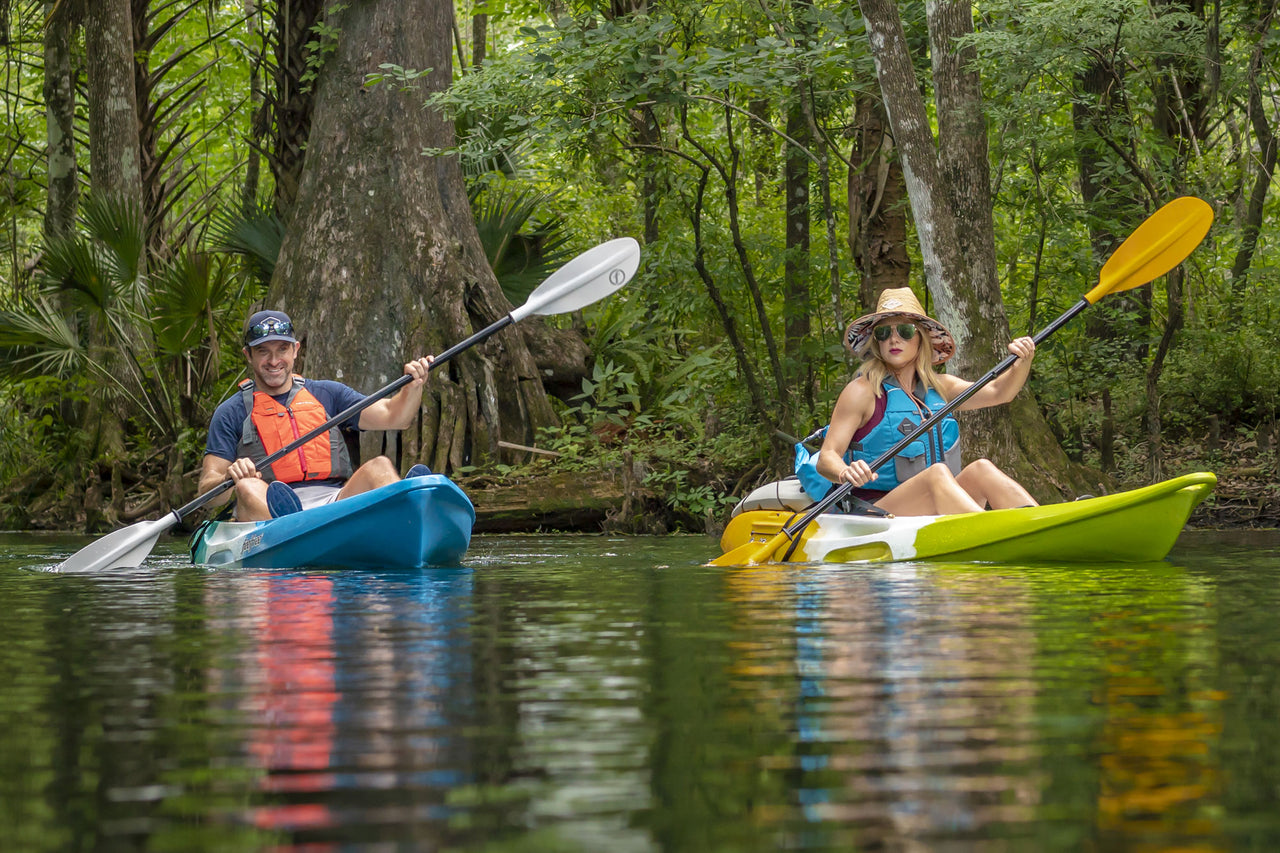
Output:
[
  {"xmin": 358, "ymin": 356, "xmax": 434, "ymax": 430},
  {"xmin": 198, "ymin": 455, "xmax": 234, "ymax": 505}
]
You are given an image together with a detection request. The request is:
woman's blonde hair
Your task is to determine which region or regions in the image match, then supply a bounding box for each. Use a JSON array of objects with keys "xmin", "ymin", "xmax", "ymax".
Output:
[{"xmin": 855, "ymin": 320, "xmax": 947, "ymax": 400}]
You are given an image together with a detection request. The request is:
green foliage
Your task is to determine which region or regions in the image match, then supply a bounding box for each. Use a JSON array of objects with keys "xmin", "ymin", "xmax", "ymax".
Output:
[
  {"xmin": 363, "ymin": 63, "xmax": 433, "ymax": 92},
  {"xmin": 469, "ymin": 178, "xmax": 574, "ymax": 305},
  {"xmin": 209, "ymin": 205, "xmax": 284, "ymax": 289},
  {"xmin": 0, "ymin": 194, "xmax": 259, "ymax": 466},
  {"xmin": 300, "ymin": 4, "xmax": 348, "ymax": 93}
]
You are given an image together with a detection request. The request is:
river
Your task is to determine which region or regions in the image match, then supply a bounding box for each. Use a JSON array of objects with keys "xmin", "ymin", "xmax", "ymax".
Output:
[{"xmin": 1, "ymin": 529, "xmax": 1278, "ymax": 850}]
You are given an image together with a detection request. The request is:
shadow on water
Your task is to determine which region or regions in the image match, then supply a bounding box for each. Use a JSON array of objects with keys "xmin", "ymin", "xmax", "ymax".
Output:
[{"xmin": 0, "ymin": 530, "xmax": 1279, "ymax": 850}]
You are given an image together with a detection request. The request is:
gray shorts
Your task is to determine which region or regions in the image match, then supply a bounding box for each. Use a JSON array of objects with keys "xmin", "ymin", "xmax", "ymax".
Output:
[{"xmin": 290, "ymin": 483, "xmax": 342, "ymax": 510}]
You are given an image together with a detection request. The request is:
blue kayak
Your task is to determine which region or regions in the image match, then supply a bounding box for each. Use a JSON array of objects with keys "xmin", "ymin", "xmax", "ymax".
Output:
[{"xmin": 189, "ymin": 474, "xmax": 475, "ymax": 569}]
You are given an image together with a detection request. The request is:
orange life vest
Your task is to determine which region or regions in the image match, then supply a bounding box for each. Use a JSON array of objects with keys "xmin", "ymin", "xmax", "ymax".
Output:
[{"xmin": 237, "ymin": 376, "xmax": 354, "ymax": 484}]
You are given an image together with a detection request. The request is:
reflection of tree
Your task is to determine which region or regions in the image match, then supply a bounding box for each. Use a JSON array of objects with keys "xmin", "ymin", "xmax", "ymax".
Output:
[
  {"xmin": 1214, "ymin": 558, "xmax": 1280, "ymax": 848},
  {"xmin": 1030, "ymin": 568, "xmax": 1222, "ymax": 848}
]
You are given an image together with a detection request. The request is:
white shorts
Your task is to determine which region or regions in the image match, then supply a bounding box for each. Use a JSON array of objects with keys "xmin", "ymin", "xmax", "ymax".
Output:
[{"xmin": 290, "ymin": 483, "xmax": 342, "ymax": 510}]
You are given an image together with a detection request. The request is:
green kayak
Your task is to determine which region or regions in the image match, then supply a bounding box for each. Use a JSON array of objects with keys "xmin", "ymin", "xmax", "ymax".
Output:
[{"xmin": 719, "ymin": 472, "xmax": 1216, "ymax": 564}]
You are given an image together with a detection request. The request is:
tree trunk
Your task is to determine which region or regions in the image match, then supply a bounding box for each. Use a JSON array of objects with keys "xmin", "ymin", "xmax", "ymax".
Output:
[
  {"xmin": 84, "ymin": 0, "xmax": 142, "ymax": 526},
  {"xmin": 267, "ymin": 0, "xmax": 323, "ymax": 217},
  {"xmin": 472, "ymin": 12, "xmax": 487, "ymax": 68},
  {"xmin": 269, "ymin": 0, "xmax": 558, "ymax": 475},
  {"xmin": 859, "ymin": 0, "xmax": 1088, "ymax": 498},
  {"xmin": 847, "ymin": 94, "xmax": 909, "ymax": 306},
  {"xmin": 42, "ymin": 0, "xmax": 78, "ymax": 242},
  {"xmin": 1228, "ymin": 0, "xmax": 1279, "ymax": 313},
  {"xmin": 85, "ymin": 0, "xmax": 142, "ymax": 198},
  {"xmin": 784, "ymin": 99, "xmax": 812, "ymax": 417}
]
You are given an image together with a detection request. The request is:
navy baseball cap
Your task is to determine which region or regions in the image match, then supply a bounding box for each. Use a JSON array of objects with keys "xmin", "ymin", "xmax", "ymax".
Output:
[{"xmin": 243, "ymin": 310, "xmax": 297, "ymax": 347}]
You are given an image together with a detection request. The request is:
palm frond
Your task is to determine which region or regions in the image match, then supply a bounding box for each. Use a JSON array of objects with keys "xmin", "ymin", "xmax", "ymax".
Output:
[
  {"xmin": 79, "ymin": 194, "xmax": 146, "ymax": 291},
  {"xmin": 0, "ymin": 300, "xmax": 86, "ymax": 378},
  {"xmin": 209, "ymin": 204, "xmax": 284, "ymax": 287},
  {"xmin": 469, "ymin": 183, "xmax": 573, "ymax": 305}
]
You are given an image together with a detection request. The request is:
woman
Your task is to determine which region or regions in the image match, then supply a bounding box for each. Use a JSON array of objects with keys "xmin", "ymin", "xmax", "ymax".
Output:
[{"xmin": 815, "ymin": 287, "xmax": 1037, "ymax": 516}]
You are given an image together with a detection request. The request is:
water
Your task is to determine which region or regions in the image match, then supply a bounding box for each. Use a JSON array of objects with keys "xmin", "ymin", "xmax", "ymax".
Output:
[{"xmin": 2, "ymin": 530, "xmax": 1280, "ymax": 851}]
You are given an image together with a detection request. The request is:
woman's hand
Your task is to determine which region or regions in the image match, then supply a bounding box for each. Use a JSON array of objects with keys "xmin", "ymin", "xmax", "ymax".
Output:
[
  {"xmin": 839, "ymin": 459, "xmax": 878, "ymax": 488},
  {"xmin": 1009, "ymin": 336, "xmax": 1035, "ymax": 363}
]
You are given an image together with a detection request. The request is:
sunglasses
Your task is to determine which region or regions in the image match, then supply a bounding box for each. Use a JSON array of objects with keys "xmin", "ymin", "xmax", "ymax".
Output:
[
  {"xmin": 872, "ymin": 323, "xmax": 918, "ymax": 342},
  {"xmin": 245, "ymin": 318, "xmax": 293, "ymax": 344}
]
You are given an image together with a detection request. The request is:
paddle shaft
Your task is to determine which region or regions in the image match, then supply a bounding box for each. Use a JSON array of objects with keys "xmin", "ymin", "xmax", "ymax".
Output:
[
  {"xmin": 778, "ymin": 296, "xmax": 1091, "ymax": 555},
  {"xmin": 172, "ymin": 314, "xmax": 517, "ymax": 520}
]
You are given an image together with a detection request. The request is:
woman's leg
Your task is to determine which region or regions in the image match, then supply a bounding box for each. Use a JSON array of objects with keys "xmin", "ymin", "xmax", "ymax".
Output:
[
  {"xmin": 955, "ymin": 458, "xmax": 1037, "ymax": 509},
  {"xmin": 877, "ymin": 463, "xmax": 985, "ymax": 516}
]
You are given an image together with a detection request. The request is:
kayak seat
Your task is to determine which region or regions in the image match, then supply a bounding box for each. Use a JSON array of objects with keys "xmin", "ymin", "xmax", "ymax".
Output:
[{"xmin": 731, "ymin": 477, "xmax": 890, "ymax": 518}]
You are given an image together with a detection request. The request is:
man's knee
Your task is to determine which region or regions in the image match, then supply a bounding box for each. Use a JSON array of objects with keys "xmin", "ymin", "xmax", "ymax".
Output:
[
  {"xmin": 234, "ymin": 478, "xmax": 265, "ymax": 500},
  {"xmin": 357, "ymin": 455, "xmax": 398, "ymax": 477}
]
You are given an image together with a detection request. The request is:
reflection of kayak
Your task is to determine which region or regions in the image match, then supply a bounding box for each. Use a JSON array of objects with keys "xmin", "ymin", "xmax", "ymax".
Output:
[
  {"xmin": 720, "ymin": 472, "xmax": 1216, "ymax": 564},
  {"xmin": 190, "ymin": 475, "xmax": 475, "ymax": 569}
]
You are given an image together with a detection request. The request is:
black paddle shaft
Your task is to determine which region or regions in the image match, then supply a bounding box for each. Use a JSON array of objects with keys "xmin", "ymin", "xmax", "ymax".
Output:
[
  {"xmin": 777, "ymin": 298, "xmax": 1088, "ymax": 558},
  {"xmin": 173, "ymin": 315, "xmax": 517, "ymax": 519}
]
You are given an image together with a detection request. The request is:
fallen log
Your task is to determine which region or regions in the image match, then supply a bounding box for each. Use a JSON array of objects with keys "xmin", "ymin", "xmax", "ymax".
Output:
[{"xmin": 459, "ymin": 468, "xmax": 652, "ymax": 532}]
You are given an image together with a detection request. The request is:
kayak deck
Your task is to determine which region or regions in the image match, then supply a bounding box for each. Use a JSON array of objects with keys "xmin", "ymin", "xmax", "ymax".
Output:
[
  {"xmin": 719, "ymin": 472, "xmax": 1216, "ymax": 564},
  {"xmin": 190, "ymin": 474, "xmax": 475, "ymax": 569}
]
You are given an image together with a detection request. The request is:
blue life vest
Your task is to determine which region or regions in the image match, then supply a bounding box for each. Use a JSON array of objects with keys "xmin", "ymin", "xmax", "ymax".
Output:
[{"xmin": 794, "ymin": 379, "xmax": 962, "ymax": 501}]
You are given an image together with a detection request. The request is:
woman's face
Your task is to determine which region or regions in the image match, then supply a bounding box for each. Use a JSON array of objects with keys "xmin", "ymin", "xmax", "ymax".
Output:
[{"xmin": 873, "ymin": 318, "xmax": 921, "ymax": 370}]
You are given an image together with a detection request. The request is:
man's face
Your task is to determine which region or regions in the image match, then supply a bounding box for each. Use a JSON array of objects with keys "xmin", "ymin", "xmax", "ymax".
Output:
[{"xmin": 244, "ymin": 340, "xmax": 298, "ymax": 393}]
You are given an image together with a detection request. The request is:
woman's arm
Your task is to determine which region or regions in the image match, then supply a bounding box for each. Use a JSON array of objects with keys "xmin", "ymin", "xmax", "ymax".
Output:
[
  {"xmin": 938, "ymin": 337, "xmax": 1035, "ymax": 410},
  {"xmin": 815, "ymin": 377, "xmax": 880, "ymax": 488}
]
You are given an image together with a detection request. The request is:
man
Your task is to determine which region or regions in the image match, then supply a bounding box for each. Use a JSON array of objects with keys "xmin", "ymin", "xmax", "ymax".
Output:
[{"xmin": 198, "ymin": 309, "xmax": 434, "ymax": 520}]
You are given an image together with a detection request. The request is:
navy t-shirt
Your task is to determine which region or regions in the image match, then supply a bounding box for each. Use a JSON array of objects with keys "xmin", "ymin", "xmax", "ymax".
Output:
[{"xmin": 205, "ymin": 379, "xmax": 367, "ymax": 481}]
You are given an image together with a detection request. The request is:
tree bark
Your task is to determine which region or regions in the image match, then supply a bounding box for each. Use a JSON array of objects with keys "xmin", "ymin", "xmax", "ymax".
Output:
[
  {"xmin": 269, "ymin": 0, "xmax": 558, "ymax": 474},
  {"xmin": 267, "ymin": 0, "xmax": 323, "ymax": 217},
  {"xmin": 784, "ymin": 97, "xmax": 812, "ymax": 416},
  {"xmin": 848, "ymin": 93, "xmax": 909, "ymax": 306},
  {"xmin": 42, "ymin": 0, "xmax": 78, "ymax": 242},
  {"xmin": 85, "ymin": 0, "xmax": 142, "ymax": 198}
]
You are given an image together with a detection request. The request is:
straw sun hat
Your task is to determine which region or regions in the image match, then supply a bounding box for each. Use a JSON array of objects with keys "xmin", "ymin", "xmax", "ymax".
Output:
[{"xmin": 844, "ymin": 287, "xmax": 956, "ymax": 366}]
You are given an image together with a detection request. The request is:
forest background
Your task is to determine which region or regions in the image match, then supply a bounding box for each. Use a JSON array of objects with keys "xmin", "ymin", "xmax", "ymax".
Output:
[{"xmin": 0, "ymin": 0, "xmax": 1277, "ymax": 535}]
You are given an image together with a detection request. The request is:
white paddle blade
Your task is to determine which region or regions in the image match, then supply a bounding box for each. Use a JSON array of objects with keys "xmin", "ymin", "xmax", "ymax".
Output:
[
  {"xmin": 55, "ymin": 512, "xmax": 179, "ymax": 573},
  {"xmin": 510, "ymin": 237, "xmax": 640, "ymax": 321}
]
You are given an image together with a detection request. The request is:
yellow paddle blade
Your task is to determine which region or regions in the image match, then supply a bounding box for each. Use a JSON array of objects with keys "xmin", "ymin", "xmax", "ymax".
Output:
[
  {"xmin": 708, "ymin": 530, "xmax": 792, "ymax": 567},
  {"xmin": 1084, "ymin": 196, "xmax": 1213, "ymax": 304}
]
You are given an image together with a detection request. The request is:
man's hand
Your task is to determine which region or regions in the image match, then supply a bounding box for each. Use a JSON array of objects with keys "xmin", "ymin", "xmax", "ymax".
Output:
[{"xmin": 226, "ymin": 458, "xmax": 261, "ymax": 482}]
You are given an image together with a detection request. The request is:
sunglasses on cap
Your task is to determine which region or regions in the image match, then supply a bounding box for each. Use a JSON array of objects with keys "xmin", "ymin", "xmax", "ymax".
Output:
[
  {"xmin": 244, "ymin": 317, "xmax": 294, "ymax": 344},
  {"xmin": 872, "ymin": 323, "xmax": 918, "ymax": 342}
]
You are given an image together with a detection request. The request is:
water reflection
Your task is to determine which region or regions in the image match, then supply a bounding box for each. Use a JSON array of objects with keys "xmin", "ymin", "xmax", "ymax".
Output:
[
  {"xmin": 720, "ymin": 562, "xmax": 1231, "ymax": 849},
  {"xmin": 207, "ymin": 568, "xmax": 475, "ymax": 842},
  {"xmin": 2, "ymin": 533, "xmax": 1280, "ymax": 850}
]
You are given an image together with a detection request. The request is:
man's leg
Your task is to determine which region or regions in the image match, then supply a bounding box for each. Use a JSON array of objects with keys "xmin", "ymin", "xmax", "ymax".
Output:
[
  {"xmin": 233, "ymin": 478, "xmax": 272, "ymax": 521},
  {"xmin": 335, "ymin": 455, "xmax": 400, "ymax": 501}
]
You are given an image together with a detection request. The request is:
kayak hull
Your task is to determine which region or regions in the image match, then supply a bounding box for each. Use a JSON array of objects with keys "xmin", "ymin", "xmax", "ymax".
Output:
[
  {"xmin": 190, "ymin": 474, "xmax": 475, "ymax": 569},
  {"xmin": 719, "ymin": 472, "xmax": 1216, "ymax": 564}
]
